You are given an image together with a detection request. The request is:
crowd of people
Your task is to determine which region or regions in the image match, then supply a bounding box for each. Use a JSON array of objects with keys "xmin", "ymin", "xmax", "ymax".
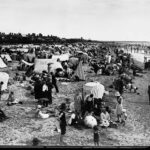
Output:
[{"xmin": 0, "ymin": 42, "xmax": 150, "ymax": 146}]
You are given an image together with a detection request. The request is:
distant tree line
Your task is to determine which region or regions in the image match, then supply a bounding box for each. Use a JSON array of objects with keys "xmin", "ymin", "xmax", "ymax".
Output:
[{"xmin": 0, "ymin": 32, "xmax": 92, "ymax": 44}]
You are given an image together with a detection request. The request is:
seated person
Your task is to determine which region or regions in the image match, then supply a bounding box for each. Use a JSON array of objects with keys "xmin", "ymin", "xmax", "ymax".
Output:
[
  {"xmin": 68, "ymin": 111, "xmax": 81, "ymax": 126},
  {"xmin": 35, "ymin": 105, "xmax": 50, "ymax": 119},
  {"xmin": 14, "ymin": 73, "xmax": 20, "ymax": 81},
  {"xmin": 84, "ymin": 94, "xmax": 94, "ymax": 115},
  {"xmin": 7, "ymin": 91, "xmax": 23, "ymax": 106},
  {"xmin": 126, "ymin": 82, "xmax": 138, "ymax": 93},
  {"xmin": 100, "ymin": 107, "xmax": 110, "ymax": 128},
  {"xmin": 120, "ymin": 109, "xmax": 127, "ymax": 126},
  {"xmin": 0, "ymin": 108, "xmax": 9, "ymax": 121}
]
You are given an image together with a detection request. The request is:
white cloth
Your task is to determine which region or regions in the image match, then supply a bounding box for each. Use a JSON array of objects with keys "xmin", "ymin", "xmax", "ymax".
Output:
[
  {"xmin": 39, "ymin": 111, "xmax": 49, "ymax": 119},
  {"xmin": 100, "ymin": 112, "xmax": 110, "ymax": 127},
  {"xmin": 84, "ymin": 115, "xmax": 97, "ymax": 128},
  {"xmin": 91, "ymin": 82, "xmax": 105, "ymax": 99}
]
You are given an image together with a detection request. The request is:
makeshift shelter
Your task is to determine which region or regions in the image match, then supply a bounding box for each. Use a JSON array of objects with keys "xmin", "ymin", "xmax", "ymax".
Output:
[
  {"xmin": 72, "ymin": 61, "xmax": 85, "ymax": 81},
  {"xmin": 79, "ymin": 53, "xmax": 89, "ymax": 63},
  {"xmin": 52, "ymin": 53, "xmax": 70, "ymax": 61},
  {"xmin": 0, "ymin": 72, "xmax": 9, "ymax": 91},
  {"xmin": 34, "ymin": 59, "xmax": 63, "ymax": 73},
  {"xmin": 25, "ymin": 53, "xmax": 35, "ymax": 63},
  {"xmin": 68, "ymin": 57, "xmax": 79, "ymax": 69},
  {"xmin": 1, "ymin": 54, "xmax": 12, "ymax": 62},
  {"xmin": 0, "ymin": 57, "xmax": 7, "ymax": 68},
  {"xmin": 84, "ymin": 81, "xmax": 105, "ymax": 99}
]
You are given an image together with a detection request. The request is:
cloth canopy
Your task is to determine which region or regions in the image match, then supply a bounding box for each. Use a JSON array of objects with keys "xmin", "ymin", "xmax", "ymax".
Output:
[
  {"xmin": 1, "ymin": 54, "xmax": 12, "ymax": 62},
  {"xmin": 72, "ymin": 61, "xmax": 85, "ymax": 80},
  {"xmin": 34, "ymin": 59, "xmax": 63, "ymax": 73},
  {"xmin": 52, "ymin": 53, "xmax": 70, "ymax": 61},
  {"xmin": 0, "ymin": 72, "xmax": 9, "ymax": 91},
  {"xmin": 84, "ymin": 81, "xmax": 105, "ymax": 99},
  {"xmin": 0, "ymin": 57, "xmax": 7, "ymax": 68}
]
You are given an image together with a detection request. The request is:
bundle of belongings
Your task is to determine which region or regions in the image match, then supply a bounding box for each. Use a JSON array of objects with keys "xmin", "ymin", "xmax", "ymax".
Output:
[{"xmin": 35, "ymin": 105, "xmax": 50, "ymax": 119}]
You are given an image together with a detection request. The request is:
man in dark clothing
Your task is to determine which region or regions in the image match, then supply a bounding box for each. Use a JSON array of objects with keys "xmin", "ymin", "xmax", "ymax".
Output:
[
  {"xmin": 93, "ymin": 98, "xmax": 101, "ymax": 116},
  {"xmin": 148, "ymin": 85, "xmax": 150, "ymax": 105},
  {"xmin": 51, "ymin": 72, "xmax": 59, "ymax": 93},
  {"xmin": 84, "ymin": 94, "xmax": 94, "ymax": 114},
  {"xmin": 0, "ymin": 82, "xmax": 4, "ymax": 101},
  {"xmin": 116, "ymin": 78, "xmax": 124, "ymax": 95},
  {"xmin": 34, "ymin": 78, "xmax": 43, "ymax": 101},
  {"xmin": 92, "ymin": 63, "xmax": 100, "ymax": 74},
  {"xmin": 46, "ymin": 75, "xmax": 53, "ymax": 104}
]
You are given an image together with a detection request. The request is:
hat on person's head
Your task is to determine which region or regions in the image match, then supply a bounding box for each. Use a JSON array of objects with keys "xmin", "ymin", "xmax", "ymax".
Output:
[{"xmin": 115, "ymin": 91, "xmax": 120, "ymax": 97}]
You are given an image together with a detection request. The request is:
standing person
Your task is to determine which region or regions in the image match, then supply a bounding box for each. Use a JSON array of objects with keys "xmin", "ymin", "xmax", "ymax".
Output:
[
  {"xmin": 74, "ymin": 92, "xmax": 82, "ymax": 117},
  {"xmin": 59, "ymin": 103, "xmax": 67, "ymax": 145},
  {"xmin": 51, "ymin": 72, "xmax": 59, "ymax": 94},
  {"xmin": 47, "ymin": 63, "xmax": 52, "ymax": 74},
  {"xmin": 0, "ymin": 82, "xmax": 4, "ymax": 101},
  {"xmin": 117, "ymin": 78, "xmax": 124, "ymax": 95},
  {"xmin": 116, "ymin": 96, "xmax": 123, "ymax": 123},
  {"xmin": 148, "ymin": 85, "xmax": 150, "ymax": 105},
  {"xmin": 34, "ymin": 77, "xmax": 43, "ymax": 103},
  {"xmin": 47, "ymin": 75, "xmax": 53, "ymax": 104},
  {"xmin": 93, "ymin": 125, "xmax": 99, "ymax": 146}
]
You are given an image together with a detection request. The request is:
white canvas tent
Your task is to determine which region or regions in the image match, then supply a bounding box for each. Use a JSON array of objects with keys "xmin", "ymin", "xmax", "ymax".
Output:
[
  {"xmin": 34, "ymin": 59, "xmax": 63, "ymax": 73},
  {"xmin": 0, "ymin": 72, "xmax": 9, "ymax": 91},
  {"xmin": 84, "ymin": 81, "xmax": 105, "ymax": 99},
  {"xmin": 0, "ymin": 57, "xmax": 7, "ymax": 68},
  {"xmin": 1, "ymin": 54, "xmax": 12, "ymax": 62},
  {"xmin": 52, "ymin": 53, "xmax": 70, "ymax": 61}
]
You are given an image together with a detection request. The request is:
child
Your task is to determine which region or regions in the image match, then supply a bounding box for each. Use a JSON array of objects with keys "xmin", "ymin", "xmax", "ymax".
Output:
[
  {"xmin": 120, "ymin": 109, "xmax": 127, "ymax": 126},
  {"xmin": 93, "ymin": 125, "xmax": 99, "ymax": 146},
  {"xmin": 116, "ymin": 96, "xmax": 123, "ymax": 123},
  {"xmin": 59, "ymin": 103, "xmax": 67, "ymax": 145}
]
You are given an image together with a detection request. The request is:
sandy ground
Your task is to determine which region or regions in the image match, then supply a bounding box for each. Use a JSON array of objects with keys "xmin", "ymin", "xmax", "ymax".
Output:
[{"xmin": 0, "ymin": 61, "xmax": 150, "ymax": 147}]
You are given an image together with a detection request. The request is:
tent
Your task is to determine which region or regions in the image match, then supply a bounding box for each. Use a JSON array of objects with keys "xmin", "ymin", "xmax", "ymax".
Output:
[
  {"xmin": 68, "ymin": 57, "xmax": 79, "ymax": 69},
  {"xmin": 84, "ymin": 81, "xmax": 105, "ymax": 99},
  {"xmin": 0, "ymin": 72, "xmax": 9, "ymax": 91},
  {"xmin": 52, "ymin": 53, "xmax": 70, "ymax": 61},
  {"xmin": 1, "ymin": 54, "xmax": 12, "ymax": 62},
  {"xmin": 72, "ymin": 61, "xmax": 85, "ymax": 80},
  {"xmin": 34, "ymin": 59, "xmax": 63, "ymax": 73},
  {"xmin": 0, "ymin": 57, "xmax": 7, "ymax": 68}
]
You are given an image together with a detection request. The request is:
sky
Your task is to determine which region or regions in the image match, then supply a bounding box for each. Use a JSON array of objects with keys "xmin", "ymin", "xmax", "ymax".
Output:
[{"xmin": 0, "ymin": 0, "xmax": 150, "ymax": 41}]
